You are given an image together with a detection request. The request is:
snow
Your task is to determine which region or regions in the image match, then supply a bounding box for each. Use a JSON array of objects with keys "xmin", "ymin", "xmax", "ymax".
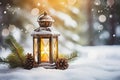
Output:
[
  {"xmin": 0, "ymin": 46, "xmax": 120, "ymax": 80},
  {"xmin": 31, "ymin": 27, "xmax": 60, "ymax": 35}
]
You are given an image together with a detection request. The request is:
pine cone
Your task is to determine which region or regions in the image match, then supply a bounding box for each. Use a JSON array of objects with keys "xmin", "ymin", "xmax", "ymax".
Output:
[
  {"xmin": 24, "ymin": 53, "xmax": 34, "ymax": 70},
  {"xmin": 55, "ymin": 58, "xmax": 69, "ymax": 70}
]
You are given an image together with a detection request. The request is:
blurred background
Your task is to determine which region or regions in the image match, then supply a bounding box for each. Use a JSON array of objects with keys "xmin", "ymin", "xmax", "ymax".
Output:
[{"xmin": 0, "ymin": 0, "xmax": 120, "ymax": 54}]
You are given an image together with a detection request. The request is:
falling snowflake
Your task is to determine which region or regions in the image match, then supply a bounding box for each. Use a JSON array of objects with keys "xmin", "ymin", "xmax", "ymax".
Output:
[
  {"xmin": 107, "ymin": 0, "xmax": 114, "ymax": 7},
  {"xmin": 98, "ymin": 10, "xmax": 100, "ymax": 13},
  {"xmin": 3, "ymin": 11, "xmax": 7, "ymax": 14},
  {"xmin": 91, "ymin": 8, "xmax": 94, "ymax": 12},
  {"xmin": 94, "ymin": 0, "xmax": 101, "ymax": 6},
  {"xmin": 109, "ymin": 14, "xmax": 113, "ymax": 18},
  {"xmin": 98, "ymin": 15, "xmax": 107, "ymax": 23},
  {"xmin": 113, "ymin": 34, "xmax": 116, "ymax": 37}
]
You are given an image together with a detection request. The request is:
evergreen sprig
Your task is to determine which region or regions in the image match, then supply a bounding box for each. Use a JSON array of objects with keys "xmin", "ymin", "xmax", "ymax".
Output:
[{"xmin": 5, "ymin": 35, "xmax": 25, "ymax": 68}]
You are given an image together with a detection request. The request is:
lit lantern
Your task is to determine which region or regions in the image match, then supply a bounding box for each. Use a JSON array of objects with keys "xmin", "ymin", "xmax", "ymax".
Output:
[{"xmin": 31, "ymin": 12, "xmax": 60, "ymax": 66}]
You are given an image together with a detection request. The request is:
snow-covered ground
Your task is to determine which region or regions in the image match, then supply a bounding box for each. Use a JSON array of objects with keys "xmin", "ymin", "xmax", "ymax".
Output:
[{"xmin": 0, "ymin": 46, "xmax": 120, "ymax": 80}]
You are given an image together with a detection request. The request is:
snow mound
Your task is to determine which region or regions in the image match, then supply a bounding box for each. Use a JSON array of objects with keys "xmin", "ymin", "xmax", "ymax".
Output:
[{"xmin": 0, "ymin": 46, "xmax": 120, "ymax": 80}]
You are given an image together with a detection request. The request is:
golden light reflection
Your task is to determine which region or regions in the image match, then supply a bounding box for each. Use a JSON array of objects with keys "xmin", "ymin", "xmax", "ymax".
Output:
[
  {"xmin": 53, "ymin": 39, "xmax": 57, "ymax": 60},
  {"xmin": 41, "ymin": 39, "xmax": 50, "ymax": 62},
  {"xmin": 40, "ymin": 38, "xmax": 57, "ymax": 62},
  {"xmin": 34, "ymin": 38, "xmax": 38, "ymax": 61}
]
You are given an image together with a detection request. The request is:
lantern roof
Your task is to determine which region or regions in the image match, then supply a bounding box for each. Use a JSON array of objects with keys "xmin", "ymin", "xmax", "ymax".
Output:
[
  {"xmin": 31, "ymin": 12, "xmax": 60, "ymax": 37},
  {"xmin": 31, "ymin": 27, "xmax": 60, "ymax": 36},
  {"xmin": 37, "ymin": 12, "xmax": 54, "ymax": 22}
]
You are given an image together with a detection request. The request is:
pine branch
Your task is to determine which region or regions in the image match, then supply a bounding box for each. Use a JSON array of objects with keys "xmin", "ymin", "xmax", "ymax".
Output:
[
  {"xmin": 9, "ymin": 39, "xmax": 24, "ymax": 65},
  {"xmin": 5, "ymin": 35, "xmax": 24, "ymax": 66}
]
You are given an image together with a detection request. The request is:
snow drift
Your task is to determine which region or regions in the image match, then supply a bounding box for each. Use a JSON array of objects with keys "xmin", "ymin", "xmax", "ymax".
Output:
[{"xmin": 0, "ymin": 46, "xmax": 120, "ymax": 80}]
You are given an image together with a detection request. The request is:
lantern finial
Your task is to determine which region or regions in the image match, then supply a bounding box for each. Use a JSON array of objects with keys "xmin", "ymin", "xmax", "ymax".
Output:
[
  {"xmin": 37, "ymin": 11, "xmax": 54, "ymax": 27},
  {"xmin": 44, "ymin": 11, "xmax": 47, "ymax": 16}
]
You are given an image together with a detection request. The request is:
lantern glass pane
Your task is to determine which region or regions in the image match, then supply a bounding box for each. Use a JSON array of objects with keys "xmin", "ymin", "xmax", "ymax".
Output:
[
  {"xmin": 33, "ymin": 38, "xmax": 38, "ymax": 62},
  {"xmin": 53, "ymin": 38, "xmax": 58, "ymax": 61},
  {"xmin": 40, "ymin": 38, "xmax": 50, "ymax": 62}
]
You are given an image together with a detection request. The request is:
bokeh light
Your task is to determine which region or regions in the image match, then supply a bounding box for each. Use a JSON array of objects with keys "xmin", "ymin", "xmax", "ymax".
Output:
[
  {"xmin": 98, "ymin": 15, "xmax": 106, "ymax": 23},
  {"xmin": 25, "ymin": 24, "xmax": 34, "ymax": 32},
  {"xmin": 99, "ymin": 31, "xmax": 110, "ymax": 39},
  {"xmin": 37, "ymin": 3, "xmax": 41, "ymax": 6},
  {"xmin": 107, "ymin": 0, "xmax": 114, "ymax": 7},
  {"xmin": 98, "ymin": 25, "xmax": 103, "ymax": 31},
  {"xmin": 2, "ymin": 28, "xmax": 10, "ymax": 37},
  {"xmin": 8, "ymin": 24, "xmax": 16, "ymax": 31},
  {"xmin": 67, "ymin": 0, "xmax": 77, "ymax": 5},
  {"xmin": 94, "ymin": 0, "xmax": 101, "ymax": 6},
  {"xmin": 31, "ymin": 8, "xmax": 39, "ymax": 16},
  {"xmin": 109, "ymin": 14, "xmax": 113, "ymax": 18},
  {"xmin": 3, "ymin": 11, "xmax": 7, "ymax": 14}
]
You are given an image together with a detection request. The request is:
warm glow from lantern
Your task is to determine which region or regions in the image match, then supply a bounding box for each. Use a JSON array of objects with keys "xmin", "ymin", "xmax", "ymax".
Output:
[
  {"xmin": 32, "ymin": 11, "xmax": 60, "ymax": 64},
  {"xmin": 40, "ymin": 38, "xmax": 58, "ymax": 62},
  {"xmin": 41, "ymin": 39, "xmax": 50, "ymax": 62},
  {"xmin": 53, "ymin": 39, "xmax": 58, "ymax": 60}
]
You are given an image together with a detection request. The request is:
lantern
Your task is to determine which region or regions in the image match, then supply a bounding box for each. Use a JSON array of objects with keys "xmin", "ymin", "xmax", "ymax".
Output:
[{"xmin": 31, "ymin": 12, "xmax": 60, "ymax": 66}]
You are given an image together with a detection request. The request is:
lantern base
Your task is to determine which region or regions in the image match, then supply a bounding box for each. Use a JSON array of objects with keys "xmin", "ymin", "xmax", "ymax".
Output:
[{"xmin": 39, "ymin": 63, "xmax": 56, "ymax": 69}]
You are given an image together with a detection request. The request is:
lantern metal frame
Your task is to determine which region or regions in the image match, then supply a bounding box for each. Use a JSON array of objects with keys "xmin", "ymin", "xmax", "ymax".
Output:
[
  {"xmin": 32, "ymin": 32, "xmax": 60, "ymax": 65},
  {"xmin": 31, "ymin": 12, "xmax": 60, "ymax": 66}
]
